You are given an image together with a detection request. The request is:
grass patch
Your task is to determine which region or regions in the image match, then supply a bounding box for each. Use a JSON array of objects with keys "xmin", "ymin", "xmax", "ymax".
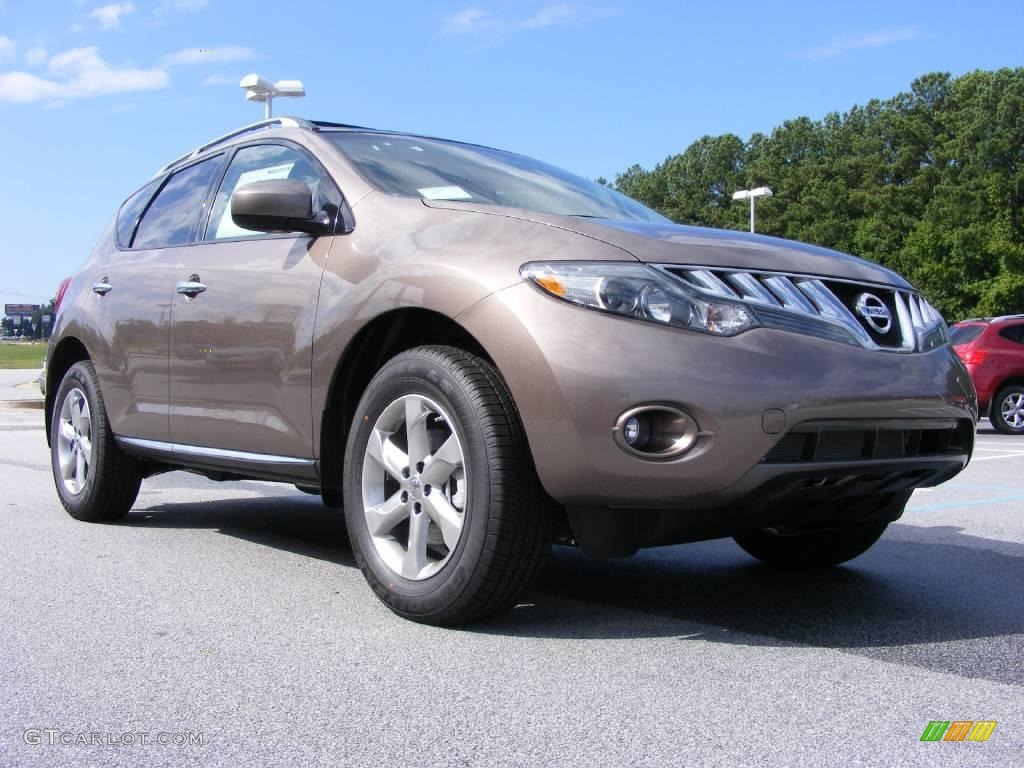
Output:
[{"xmin": 0, "ymin": 342, "xmax": 47, "ymax": 369}]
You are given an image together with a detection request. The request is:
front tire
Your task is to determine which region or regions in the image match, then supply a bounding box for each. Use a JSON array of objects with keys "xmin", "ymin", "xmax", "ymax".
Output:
[
  {"xmin": 991, "ymin": 384, "xmax": 1024, "ymax": 435},
  {"xmin": 343, "ymin": 346, "xmax": 549, "ymax": 625},
  {"xmin": 734, "ymin": 518, "xmax": 890, "ymax": 569},
  {"xmin": 50, "ymin": 361, "xmax": 141, "ymax": 522}
]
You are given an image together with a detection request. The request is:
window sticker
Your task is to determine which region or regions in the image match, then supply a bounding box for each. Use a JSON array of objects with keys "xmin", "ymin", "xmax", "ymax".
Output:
[
  {"xmin": 214, "ymin": 162, "xmax": 295, "ymax": 239},
  {"xmin": 417, "ymin": 185, "xmax": 473, "ymax": 201}
]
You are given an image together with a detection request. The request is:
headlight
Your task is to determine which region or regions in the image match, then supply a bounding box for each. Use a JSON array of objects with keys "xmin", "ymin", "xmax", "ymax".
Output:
[{"xmin": 521, "ymin": 261, "xmax": 759, "ymax": 336}]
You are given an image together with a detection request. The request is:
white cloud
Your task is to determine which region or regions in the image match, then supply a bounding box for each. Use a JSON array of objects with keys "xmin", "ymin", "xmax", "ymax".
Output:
[
  {"xmin": 0, "ymin": 35, "xmax": 15, "ymax": 63},
  {"xmin": 441, "ymin": 3, "xmax": 619, "ymax": 42},
  {"xmin": 161, "ymin": 45, "xmax": 254, "ymax": 66},
  {"xmin": 90, "ymin": 2, "xmax": 135, "ymax": 30},
  {"xmin": 161, "ymin": 0, "xmax": 207, "ymax": 10},
  {"xmin": 799, "ymin": 27, "xmax": 923, "ymax": 60},
  {"xmin": 0, "ymin": 46, "xmax": 168, "ymax": 103},
  {"xmin": 522, "ymin": 4, "xmax": 587, "ymax": 29},
  {"xmin": 201, "ymin": 73, "xmax": 234, "ymax": 86},
  {"xmin": 25, "ymin": 46, "xmax": 48, "ymax": 66},
  {"xmin": 442, "ymin": 7, "xmax": 489, "ymax": 34}
]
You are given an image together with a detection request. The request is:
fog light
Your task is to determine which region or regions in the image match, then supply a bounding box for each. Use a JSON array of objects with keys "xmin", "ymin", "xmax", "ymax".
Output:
[
  {"xmin": 623, "ymin": 416, "xmax": 640, "ymax": 444},
  {"xmin": 621, "ymin": 413, "xmax": 651, "ymax": 450},
  {"xmin": 613, "ymin": 405, "xmax": 701, "ymax": 460}
]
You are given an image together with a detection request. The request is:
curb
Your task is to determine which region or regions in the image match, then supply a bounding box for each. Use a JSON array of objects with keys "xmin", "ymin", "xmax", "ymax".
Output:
[{"xmin": 0, "ymin": 400, "xmax": 44, "ymax": 410}]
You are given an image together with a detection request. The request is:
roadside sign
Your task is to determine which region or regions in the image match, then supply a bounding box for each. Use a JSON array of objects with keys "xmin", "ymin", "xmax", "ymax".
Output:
[{"xmin": 4, "ymin": 304, "xmax": 40, "ymax": 317}]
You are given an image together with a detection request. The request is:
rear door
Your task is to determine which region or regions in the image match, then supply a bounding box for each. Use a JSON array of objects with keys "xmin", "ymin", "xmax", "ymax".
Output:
[
  {"xmin": 168, "ymin": 142, "xmax": 341, "ymax": 459},
  {"xmin": 92, "ymin": 157, "xmax": 222, "ymax": 442}
]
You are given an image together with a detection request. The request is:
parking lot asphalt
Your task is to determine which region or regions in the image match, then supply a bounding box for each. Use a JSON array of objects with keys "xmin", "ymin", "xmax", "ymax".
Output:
[{"xmin": 0, "ymin": 409, "xmax": 1020, "ymax": 767}]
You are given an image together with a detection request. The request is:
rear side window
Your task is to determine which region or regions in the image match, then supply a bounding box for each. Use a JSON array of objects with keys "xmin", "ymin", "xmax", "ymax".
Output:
[
  {"xmin": 116, "ymin": 180, "xmax": 160, "ymax": 248},
  {"xmin": 133, "ymin": 157, "xmax": 222, "ymax": 249},
  {"xmin": 950, "ymin": 325, "xmax": 984, "ymax": 345},
  {"xmin": 998, "ymin": 324, "xmax": 1024, "ymax": 344}
]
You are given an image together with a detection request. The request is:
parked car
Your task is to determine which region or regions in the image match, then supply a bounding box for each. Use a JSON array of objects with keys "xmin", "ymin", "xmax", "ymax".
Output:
[
  {"xmin": 951, "ymin": 315, "xmax": 1024, "ymax": 434},
  {"xmin": 46, "ymin": 117, "xmax": 976, "ymax": 625}
]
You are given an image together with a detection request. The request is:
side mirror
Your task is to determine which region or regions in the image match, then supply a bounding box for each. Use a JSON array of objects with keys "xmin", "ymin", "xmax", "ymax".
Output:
[{"xmin": 231, "ymin": 179, "xmax": 331, "ymax": 235}]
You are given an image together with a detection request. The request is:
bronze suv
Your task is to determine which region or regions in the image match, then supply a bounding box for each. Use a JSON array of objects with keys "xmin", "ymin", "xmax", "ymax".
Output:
[{"xmin": 46, "ymin": 117, "xmax": 977, "ymax": 624}]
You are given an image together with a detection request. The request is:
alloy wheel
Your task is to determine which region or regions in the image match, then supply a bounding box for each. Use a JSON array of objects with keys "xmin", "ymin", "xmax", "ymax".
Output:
[
  {"xmin": 1000, "ymin": 391, "xmax": 1024, "ymax": 430},
  {"xmin": 56, "ymin": 387, "xmax": 94, "ymax": 495},
  {"xmin": 361, "ymin": 394, "xmax": 468, "ymax": 580}
]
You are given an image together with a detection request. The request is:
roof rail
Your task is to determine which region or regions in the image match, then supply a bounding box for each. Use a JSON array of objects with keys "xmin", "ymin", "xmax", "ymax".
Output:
[
  {"xmin": 156, "ymin": 116, "xmax": 313, "ymax": 175},
  {"xmin": 993, "ymin": 313, "xmax": 1024, "ymax": 322}
]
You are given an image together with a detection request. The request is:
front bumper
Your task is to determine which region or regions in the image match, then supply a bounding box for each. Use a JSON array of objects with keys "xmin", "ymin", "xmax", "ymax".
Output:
[{"xmin": 458, "ymin": 282, "xmax": 977, "ymax": 511}]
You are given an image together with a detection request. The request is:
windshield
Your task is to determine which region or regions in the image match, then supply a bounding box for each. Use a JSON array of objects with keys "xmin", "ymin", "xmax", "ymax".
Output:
[{"xmin": 326, "ymin": 132, "xmax": 669, "ymax": 223}]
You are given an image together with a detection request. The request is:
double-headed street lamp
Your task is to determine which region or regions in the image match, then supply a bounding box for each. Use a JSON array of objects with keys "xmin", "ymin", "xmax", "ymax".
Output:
[
  {"xmin": 732, "ymin": 186, "xmax": 773, "ymax": 233},
  {"xmin": 239, "ymin": 74, "xmax": 306, "ymax": 119}
]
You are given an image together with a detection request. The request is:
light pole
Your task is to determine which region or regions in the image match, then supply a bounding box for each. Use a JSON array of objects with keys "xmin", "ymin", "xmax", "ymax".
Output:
[
  {"xmin": 731, "ymin": 187, "xmax": 773, "ymax": 233},
  {"xmin": 239, "ymin": 74, "xmax": 306, "ymax": 119}
]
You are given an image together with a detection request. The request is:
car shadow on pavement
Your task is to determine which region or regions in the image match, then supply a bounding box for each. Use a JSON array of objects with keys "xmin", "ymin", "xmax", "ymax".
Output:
[
  {"xmin": 122, "ymin": 495, "xmax": 356, "ymax": 567},
  {"xmin": 481, "ymin": 523, "xmax": 1024, "ymax": 684},
  {"xmin": 117, "ymin": 493, "xmax": 1022, "ymax": 685}
]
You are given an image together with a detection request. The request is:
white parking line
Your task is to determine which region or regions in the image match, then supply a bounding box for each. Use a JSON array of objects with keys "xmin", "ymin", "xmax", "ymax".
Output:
[{"xmin": 971, "ymin": 453, "xmax": 1024, "ymax": 461}]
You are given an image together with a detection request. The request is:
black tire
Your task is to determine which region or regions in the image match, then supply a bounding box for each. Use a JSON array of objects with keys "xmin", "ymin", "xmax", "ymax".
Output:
[
  {"xmin": 734, "ymin": 518, "xmax": 890, "ymax": 569},
  {"xmin": 50, "ymin": 361, "xmax": 141, "ymax": 522},
  {"xmin": 990, "ymin": 384, "xmax": 1024, "ymax": 435},
  {"xmin": 343, "ymin": 345, "xmax": 549, "ymax": 625}
]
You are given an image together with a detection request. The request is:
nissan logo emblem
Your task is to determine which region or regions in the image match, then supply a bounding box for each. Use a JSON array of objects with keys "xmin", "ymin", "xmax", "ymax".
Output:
[{"xmin": 855, "ymin": 293, "xmax": 893, "ymax": 334}]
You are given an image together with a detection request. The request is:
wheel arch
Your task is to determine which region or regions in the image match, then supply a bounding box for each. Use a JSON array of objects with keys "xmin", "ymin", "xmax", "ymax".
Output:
[
  {"xmin": 318, "ymin": 308, "xmax": 504, "ymax": 507},
  {"xmin": 45, "ymin": 336, "xmax": 91, "ymax": 446},
  {"xmin": 994, "ymin": 376, "xmax": 1024, "ymax": 394}
]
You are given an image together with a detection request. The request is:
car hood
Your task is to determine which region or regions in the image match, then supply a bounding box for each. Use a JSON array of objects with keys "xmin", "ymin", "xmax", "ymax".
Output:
[{"xmin": 422, "ymin": 200, "xmax": 911, "ymax": 289}]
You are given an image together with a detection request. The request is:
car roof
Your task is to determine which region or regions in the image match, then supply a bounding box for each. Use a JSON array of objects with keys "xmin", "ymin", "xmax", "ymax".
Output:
[
  {"xmin": 157, "ymin": 116, "xmax": 493, "ymax": 178},
  {"xmin": 955, "ymin": 315, "xmax": 1024, "ymax": 325}
]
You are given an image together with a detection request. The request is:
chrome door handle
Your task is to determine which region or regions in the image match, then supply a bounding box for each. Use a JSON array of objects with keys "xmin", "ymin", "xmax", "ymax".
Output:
[
  {"xmin": 176, "ymin": 276, "xmax": 207, "ymax": 297},
  {"xmin": 92, "ymin": 279, "xmax": 113, "ymax": 296}
]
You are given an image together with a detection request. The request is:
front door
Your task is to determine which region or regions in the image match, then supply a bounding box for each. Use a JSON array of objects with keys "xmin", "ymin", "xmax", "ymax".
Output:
[{"xmin": 168, "ymin": 142, "xmax": 341, "ymax": 459}]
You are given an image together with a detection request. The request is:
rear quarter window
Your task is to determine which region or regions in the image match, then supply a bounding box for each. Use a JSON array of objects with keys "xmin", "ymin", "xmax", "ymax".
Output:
[
  {"xmin": 116, "ymin": 179, "xmax": 161, "ymax": 248},
  {"xmin": 998, "ymin": 324, "xmax": 1024, "ymax": 345}
]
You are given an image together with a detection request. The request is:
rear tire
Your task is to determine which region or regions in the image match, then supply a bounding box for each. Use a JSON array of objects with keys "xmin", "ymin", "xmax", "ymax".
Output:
[
  {"xmin": 734, "ymin": 518, "xmax": 890, "ymax": 569},
  {"xmin": 343, "ymin": 345, "xmax": 549, "ymax": 625},
  {"xmin": 991, "ymin": 384, "xmax": 1024, "ymax": 435},
  {"xmin": 50, "ymin": 361, "xmax": 141, "ymax": 522}
]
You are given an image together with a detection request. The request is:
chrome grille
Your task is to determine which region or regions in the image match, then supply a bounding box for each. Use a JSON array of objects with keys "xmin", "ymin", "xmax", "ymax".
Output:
[{"xmin": 658, "ymin": 266, "xmax": 946, "ymax": 353}]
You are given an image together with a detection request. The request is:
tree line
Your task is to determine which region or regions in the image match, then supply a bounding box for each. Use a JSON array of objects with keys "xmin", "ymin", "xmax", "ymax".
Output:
[{"xmin": 607, "ymin": 69, "xmax": 1024, "ymax": 321}]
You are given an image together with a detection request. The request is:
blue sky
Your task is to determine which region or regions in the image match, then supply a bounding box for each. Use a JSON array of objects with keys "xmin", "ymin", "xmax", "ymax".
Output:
[{"xmin": 1, "ymin": 0, "xmax": 1022, "ymax": 303}]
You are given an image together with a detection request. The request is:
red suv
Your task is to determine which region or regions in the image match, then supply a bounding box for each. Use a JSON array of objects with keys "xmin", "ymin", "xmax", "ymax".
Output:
[{"xmin": 952, "ymin": 315, "xmax": 1024, "ymax": 435}]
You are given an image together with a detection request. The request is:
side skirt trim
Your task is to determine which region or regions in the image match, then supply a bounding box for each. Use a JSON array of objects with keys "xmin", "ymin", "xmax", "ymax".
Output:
[{"xmin": 117, "ymin": 436, "xmax": 319, "ymax": 484}]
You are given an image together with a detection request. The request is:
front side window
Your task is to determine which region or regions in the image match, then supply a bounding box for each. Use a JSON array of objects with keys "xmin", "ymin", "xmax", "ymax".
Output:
[
  {"xmin": 326, "ymin": 132, "xmax": 668, "ymax": 223},
  {"xmin": 116, "ymin": 179, "xmax": 161, "ymax": 248},
  {"xmin": 133, "ymin": 157, "xmax": 222, "ymax": 250},
  {"xmin": 204, "ymin": 144, "xmax": 336, "ymax": 241}
]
